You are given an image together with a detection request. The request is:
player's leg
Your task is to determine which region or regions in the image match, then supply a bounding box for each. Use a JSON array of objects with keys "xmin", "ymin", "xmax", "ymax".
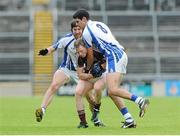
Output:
[
  {"xmin": 75, "ymin": 80, "xmax": 93, "ymax": 128},
  {"xmin": 106, "ymin": 52, "xmax": 149, "ymax": 118},
  {"xmin": 94, "ymin": 77, "xmax": 105, "ymax": 105},
  {"xmin": 35, "ymin": 69, "xmax": 69, "ymax": 122},
  {"xmin": 85, "ymin": 90, "xmax": 96, "ymax": 113},
  {"xmin": 91, "ymin": 77, "xmax": 106, "ymax": 126},
  {"xmin": 106, "ymin": 72, "xmax": 149, "ymax": 118},
  {"xmin": 41, "ymin": 70, "xmax": 69, "ymax": 108},
  {"xmin": 84, "ymin": 82, "xmax": 105, "ymax": 127},
  {"xmin": 109, "ymin": 95, "xmax": 136, "ymax": 128}
]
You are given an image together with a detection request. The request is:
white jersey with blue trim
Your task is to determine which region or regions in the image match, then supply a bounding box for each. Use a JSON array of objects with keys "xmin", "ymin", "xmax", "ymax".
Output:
[
  {"xmin": 82, "ymin": 20, "xmax": 124, "ymax": 62},
  {"xmin": 52, "ymin": 33, "xmax": 77, "ymax": 71}
]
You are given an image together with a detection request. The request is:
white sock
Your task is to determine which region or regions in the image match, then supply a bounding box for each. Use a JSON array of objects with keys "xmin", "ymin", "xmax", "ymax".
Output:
[
  {"xmin": 42, "ymin": 107, "xmax": 46, "ymax": 114},
  {"xmin": 124, "ymin": 113, "xmax": 134, "ymax": 123},
  {"xmin": 135, "ymin": 97, "xmax": 143, "ymax": 104}
]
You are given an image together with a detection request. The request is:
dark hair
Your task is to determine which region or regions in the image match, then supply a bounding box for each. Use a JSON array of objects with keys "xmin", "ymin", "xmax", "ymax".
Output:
[
  {"xmin": 73, "ymin": 9, "xmax": 89, "ymax": 20},
  {"xmin": 74, "ymin": 38, "xmax": 86, "ymax": 48},
  {"xmin": 70, "ymin": 20, "xmax": 78, "ymax": 30}
]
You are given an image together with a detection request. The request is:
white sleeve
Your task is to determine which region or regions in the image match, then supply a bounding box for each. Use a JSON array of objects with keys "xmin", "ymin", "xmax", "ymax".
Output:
[
  {"xmin": 82, "ymin": 27, "xmax": 92, "ymax": 48},
  {"xmin": 52, "ymin": 38, "xmax": 65, "ymax": 50}
]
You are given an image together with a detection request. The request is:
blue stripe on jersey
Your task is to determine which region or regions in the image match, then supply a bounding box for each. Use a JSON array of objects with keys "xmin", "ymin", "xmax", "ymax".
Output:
[
  {"xmin": 86, "ymin": 25, "xmax": 105, "ymax": 53},
  {"xmin": 83, "ymin": 38, "xmax": 91, "ymax": 48},
  {"xmin": 107, "ymin": 56, "xmax": 115, "ymax": 72},
  {"xmin": 60, "ymin": 38, "xmax": 75, "ymax": 68},
  {"xmin": 99, "ymin": 38, "xmax": 123, "ymax": 62},
  {"xmin": 98, "ymin": 39, "xmax": 118, "ymax": 62},
  {"xmin": 86, "ymin": 25, "xmax": 123, "ymax": 62},
  {"xmin": 52, "ymin": 33, "xmax": 73, "ymax": 50},
  {"xmin": 67, "ymin": 58, "xmax": 76, "ymax": 71},
  {"xmin": 65, "ymin": 33, "xmax": 73, "ymax": 37},
  {"xmin": 53, "ymin": 40, "xmax": 60, "ymax": 50}
]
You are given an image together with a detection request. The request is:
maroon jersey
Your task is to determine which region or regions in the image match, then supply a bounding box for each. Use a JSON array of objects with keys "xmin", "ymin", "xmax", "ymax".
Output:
[{"xmin": 78, "ymin": 50, "xmax": 105, "ymax": 70}]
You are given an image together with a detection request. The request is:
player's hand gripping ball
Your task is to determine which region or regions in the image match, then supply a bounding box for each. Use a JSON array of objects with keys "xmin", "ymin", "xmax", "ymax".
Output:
[{"xmin": 90, "ymin": 62, "xmax": 105, "ymax": 78}]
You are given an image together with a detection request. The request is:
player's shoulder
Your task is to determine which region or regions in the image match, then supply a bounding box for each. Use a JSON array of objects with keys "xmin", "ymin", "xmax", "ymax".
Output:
[
  {"xmin": 87, "ymin": 20, "xmax": 105, "ymax": 27},
  {"xmin": 83, "ymin": 20, "xmax": 96, "ymax": 35},
  {"xmin": 85, "ymin": 20, "xmax": 108, "ymax": 33},
  {"xmin": 64, "ymin": 33, "xmax": 73, "ymax": 38},
  {"xmin": 57, "ymin": 33, "xmax": 75, "ymax": 43}
]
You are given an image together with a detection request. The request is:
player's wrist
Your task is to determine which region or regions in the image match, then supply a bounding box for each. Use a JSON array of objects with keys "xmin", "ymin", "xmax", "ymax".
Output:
[{"xmin": 84, "ymin": 68, "xmax": 90, "ymax": 73}]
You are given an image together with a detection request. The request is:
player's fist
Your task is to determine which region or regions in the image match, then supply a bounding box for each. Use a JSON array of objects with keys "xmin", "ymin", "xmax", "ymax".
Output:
[
  {"xmin": 90, "ymin": 62, "xmax": 105, "ymax": 78},
  {"xmin": 38, "ymin": 48, "xmax": 48, "ymax": 56}
]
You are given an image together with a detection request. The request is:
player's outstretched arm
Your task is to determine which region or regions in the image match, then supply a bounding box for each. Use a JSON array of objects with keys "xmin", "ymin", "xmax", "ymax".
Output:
[{"xmin": 38, "ymin": 46, "xmax": 55, "ymax": 56}]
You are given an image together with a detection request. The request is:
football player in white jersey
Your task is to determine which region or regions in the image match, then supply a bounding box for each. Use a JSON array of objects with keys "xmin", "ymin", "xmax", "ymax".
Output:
[
  {"xmin": 35, "ymin": 20, "xmax": 101, "ymax": 124},
  {"xmin": 73, "ymin": 9, "xmax": 150, "ymax": 128}
]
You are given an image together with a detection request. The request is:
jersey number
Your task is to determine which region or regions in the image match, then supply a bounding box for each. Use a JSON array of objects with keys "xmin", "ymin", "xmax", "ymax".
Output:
[{"xmin": 96, "ymin": 24, "xmax": 108, "ymax": 34}]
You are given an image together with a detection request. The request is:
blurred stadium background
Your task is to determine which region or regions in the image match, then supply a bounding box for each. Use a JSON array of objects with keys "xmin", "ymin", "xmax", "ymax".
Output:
[{"xmin": 0, "ymin": 0, "xmax": 180, "ymax": 97}]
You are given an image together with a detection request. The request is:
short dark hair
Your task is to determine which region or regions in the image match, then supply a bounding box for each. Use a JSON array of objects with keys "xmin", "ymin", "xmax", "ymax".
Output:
[
  {"xmin": 70, "ymin": 20, "xmax": 78, "ymax": 30},
  {"xmin": 73, "ymin": 9, "xmax": 90, "ymax": 20}
]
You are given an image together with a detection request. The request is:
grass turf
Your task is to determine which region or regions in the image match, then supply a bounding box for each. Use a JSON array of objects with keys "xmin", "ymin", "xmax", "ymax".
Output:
[{"xmin": 0, "ymin": 96, "xmax": 180, "ymax": 135}]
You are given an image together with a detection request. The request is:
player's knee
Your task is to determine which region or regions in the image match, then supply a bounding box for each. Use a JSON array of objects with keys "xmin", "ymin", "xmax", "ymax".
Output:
[
  {"xmin": 75, "ymin": 88, "xmax": 84, "ymax": 97},
  {"xmin": 51, "ymin": 82, "xmax": 60, "ymax": 92},
  {"xmin": 94, "ymin": 84, "xmax": 101, "ymax": 91},
  {"xmin": 108, "ymin": 90, "xmax": 114, "ymax": 96},
  {"xmin": 108, "ymin": 93, "xmax": 116, "ymax": 99},
  {"xmin": 108, "ymin": 91, "xmax": 113, "ymax": 97},
  {"xmin": 94, "ymin": 85, "xmax": 103, "ymax": 94},
  {"xmin": 108, "ymin": 87, "xmax": 117, "ymax": 96}
]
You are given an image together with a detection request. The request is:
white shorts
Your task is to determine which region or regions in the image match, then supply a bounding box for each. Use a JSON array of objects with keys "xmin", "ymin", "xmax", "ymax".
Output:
[
  {"xmin": 106, "ymin": 51, "xmax": 128, "ymax": 74},
  {"xmin": 60, "ymin": 67, "xmax": 79, "ymax": 83}
]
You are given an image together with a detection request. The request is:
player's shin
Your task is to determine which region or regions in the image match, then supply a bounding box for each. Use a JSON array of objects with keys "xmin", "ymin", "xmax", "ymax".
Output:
[{"xmin": 77, "ymin": 110, "xmax": 88, "ymax": 128}]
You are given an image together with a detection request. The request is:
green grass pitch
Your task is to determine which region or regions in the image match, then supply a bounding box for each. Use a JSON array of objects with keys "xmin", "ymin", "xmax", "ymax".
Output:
[{"xmin": 0, "ymin": 96, "xmax": 180, "ymax": 135}]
